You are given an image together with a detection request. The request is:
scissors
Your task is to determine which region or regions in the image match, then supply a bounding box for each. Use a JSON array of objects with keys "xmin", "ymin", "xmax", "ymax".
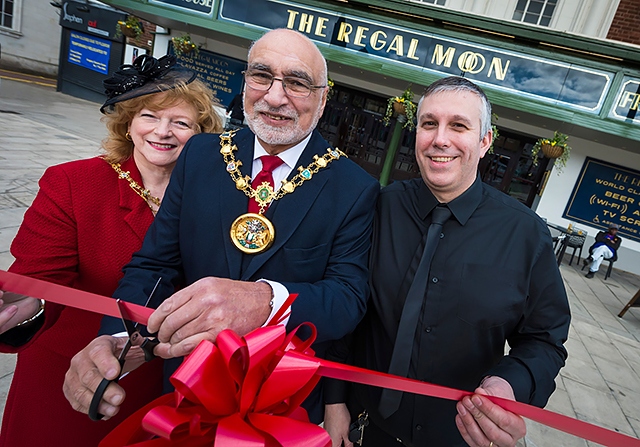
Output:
[{"xmin": 88, "ymin": 278, "xmax": 162, "ymax": 421}]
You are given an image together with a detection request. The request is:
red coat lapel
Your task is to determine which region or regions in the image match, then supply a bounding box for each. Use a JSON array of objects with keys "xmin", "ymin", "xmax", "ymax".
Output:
[{"xmin": 114, "ymin": 157, "xmax": 154, "ymax": 242}]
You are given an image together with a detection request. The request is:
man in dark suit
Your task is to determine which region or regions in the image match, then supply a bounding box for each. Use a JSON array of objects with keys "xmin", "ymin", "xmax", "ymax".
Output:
[
  {"xmin": 63, "ymin": 28, "xmax": 379, "ymax": 423},
  {"xmin": 324, "ymin": 77, "xmax": 570, "ymax": 447},
  {"xmin": 584, "ymin": 223, "xmax": 622, "ymax": 278}
]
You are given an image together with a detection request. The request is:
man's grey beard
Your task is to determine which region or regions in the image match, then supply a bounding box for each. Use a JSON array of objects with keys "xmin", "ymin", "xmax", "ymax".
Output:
[{"xmin": 245, "ymin": 102, "xmax": 323, "ymax": 148}]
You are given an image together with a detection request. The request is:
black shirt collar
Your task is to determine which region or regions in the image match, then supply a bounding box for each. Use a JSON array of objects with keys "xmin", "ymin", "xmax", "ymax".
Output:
[{"xmin": 418, "ymin": 175, "xmax": 483, "ymax": 225}]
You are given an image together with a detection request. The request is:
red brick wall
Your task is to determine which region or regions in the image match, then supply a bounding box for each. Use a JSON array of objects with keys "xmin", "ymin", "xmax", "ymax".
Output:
[
  {"xmin": 607, "ymin": 0, "xmax": 640, "ymax": 45},
  {"xmin": 125, "ymin": 19, "xmax": 155, "ymax": 52}
]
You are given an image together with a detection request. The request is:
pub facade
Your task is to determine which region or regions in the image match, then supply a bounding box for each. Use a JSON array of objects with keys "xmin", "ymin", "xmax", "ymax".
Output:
[{"xmin": 98, "ymin": 0, "xmax": 640, "ymax": 275}]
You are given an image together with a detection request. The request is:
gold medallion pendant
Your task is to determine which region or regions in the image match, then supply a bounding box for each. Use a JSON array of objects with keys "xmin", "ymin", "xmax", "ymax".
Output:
[
  {"xmin": 220, "ymin": 130, "xmax": 346, "ymax": 254},
  {"xmin": 230, "ymin": 213, "xmax": 275, "ymax": 254}
]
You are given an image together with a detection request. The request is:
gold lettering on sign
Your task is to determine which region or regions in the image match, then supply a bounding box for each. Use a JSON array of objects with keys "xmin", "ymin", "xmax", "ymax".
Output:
[
  {"xmin": 370, "ymin": 30, "xmax": 387, "ymax": 50},
  {"xmin": 387, "ymin": 35, "xmax": 404, "ymax": 56},
  {"xmin": 354, "ymin": 26, "xmax": 369, "ymax": 47},
  {"xmin": 618, "ymin": 91, "xmax": 640, "ymax": 111},
  {"xmin": 299, "ymin": 13, "xmax": 313, "ymax": 33},
  {"xmin": 337, "ymin": 22, "xmax": 353, "ymax": 43},
  {"xmin": 315, "ymin": 17, "xmax": 328, "ymax": 37},
  {"xmin": 487, "ymin": 58, "xmax": 510, "ymax": 81},
  {"xmin": 431, "ymin": 44, "xmax": 455, "ymax": 67},
  {"xmin": 407, "ymin": 38, "xmax": 420, "ymax": 60},
  {"xmin": 458, "ymin": 51, "xmax": 486, "ymax": 74},
  {"xmin": 286, "ymin": 10, "xmax": 299, "ymax": 29}
]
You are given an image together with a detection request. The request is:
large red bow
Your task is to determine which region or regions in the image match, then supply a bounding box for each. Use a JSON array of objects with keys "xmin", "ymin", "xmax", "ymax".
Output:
[{"xmin": 100, "ymin": 325, "xmax": 330, "ymax": 447}]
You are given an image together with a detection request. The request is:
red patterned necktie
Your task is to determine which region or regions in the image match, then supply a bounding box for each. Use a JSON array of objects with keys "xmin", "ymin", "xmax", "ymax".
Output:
[{"xmin": 248, "ymin": 155, "xmax": 284, "ymax": 214}]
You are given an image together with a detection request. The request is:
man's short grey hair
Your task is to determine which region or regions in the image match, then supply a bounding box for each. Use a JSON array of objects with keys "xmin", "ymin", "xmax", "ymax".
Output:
[
  {"xmin": 417, "ymin": 76, "xmax": 492, "ymax": 140},
  {"xmin": 247, "ymin": 28, "xmax": 328, "ymax": 86}
]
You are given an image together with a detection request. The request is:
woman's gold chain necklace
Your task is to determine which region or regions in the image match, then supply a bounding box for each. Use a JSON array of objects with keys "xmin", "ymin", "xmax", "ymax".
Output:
[{"xmin": 110, "ymin": 162, "xmax": 161, "ymax": 214}]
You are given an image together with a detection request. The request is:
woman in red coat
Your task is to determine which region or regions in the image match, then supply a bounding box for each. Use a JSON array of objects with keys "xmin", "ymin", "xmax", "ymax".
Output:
[{"xmin": 0, "ymin": 54, "xmax": 222, "ymax": 446}]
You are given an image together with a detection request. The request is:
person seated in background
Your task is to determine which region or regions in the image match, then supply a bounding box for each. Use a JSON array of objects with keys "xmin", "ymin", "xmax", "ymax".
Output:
[
  {"xmin": 584, "ymin": 223, "xmax": 622, "ymax": 278},
  {"xmin": 0, "ymin": 54, "xmax": 222, "ymax": 447},
  {"xmin": 225, "ymin": 92, "xmax": 245, "ymax": 130}
]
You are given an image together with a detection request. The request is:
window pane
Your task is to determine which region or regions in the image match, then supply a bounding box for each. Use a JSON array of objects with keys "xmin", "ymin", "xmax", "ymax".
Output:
[
  {"xmin": 528, "ymin": 0, "xmax": 543, "ymax": 14},
  {"xmin": 543, "ymin": 3, "xmax": 556, "ymax": 17},
  {"xmin": 515, "ymin": 0, "xmax": 528, "ymax": 13},
  {"xmin": 539, "ymin": 16, "xmax": 551, "ymax": 26},
  {"xmin": 523, "ymin": 13, "xmax": 538, "ymax": 24},
  {"xmin": 513, "ymin": 0, "xmax": 528, "ymax": 20},
  {"xmin": 5, "ymin": 0, "xmax": 13, "ymax": 15}
]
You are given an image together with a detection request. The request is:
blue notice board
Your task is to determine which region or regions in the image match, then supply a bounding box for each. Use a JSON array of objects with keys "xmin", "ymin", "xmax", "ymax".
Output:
[
  {"xmin": 68, "ymin": 31, "xmax": 111, "ymax": 75},
  {"xmin": 563, "ymin": 157, "xmax": 640, "ymax": 243}
]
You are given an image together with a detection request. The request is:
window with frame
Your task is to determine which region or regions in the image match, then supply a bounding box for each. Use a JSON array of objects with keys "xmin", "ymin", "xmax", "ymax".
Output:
[
  {"xmin": 512, "ymin": 0, "xmax": 557, "ymax": 26},
  {"xmin": 409, "ymin": 0, "xmax": 446, "ymax": 5},
  {"xmin": 1, "ymin": 0, "xmax": 14, "ymax": 29}
]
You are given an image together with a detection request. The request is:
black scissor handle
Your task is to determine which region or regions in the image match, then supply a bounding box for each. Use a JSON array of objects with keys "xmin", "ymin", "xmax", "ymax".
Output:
[
  {"xmin": 140, "ymin": 337, "xmax": 159, "ymax": 362},
  {"xmin": 88, "ymin": 376, "xmax": 117, "ymax": 421}
]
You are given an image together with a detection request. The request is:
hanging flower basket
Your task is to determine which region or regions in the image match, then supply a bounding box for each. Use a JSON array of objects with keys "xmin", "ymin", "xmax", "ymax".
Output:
[
  {"xmin": 531, "ymin": 130, "xmax": 571, "ymax": 174},
  {"xmin": 541, "ymin": 143, "xmax": 564, "ymax": 159},
  {"xmin": 392, "ymin": 101, "xmax": 406, "ymax": 116},
  {"xmin": 116, "ymin": 16, "xmax": 144, "ymax": 39},
  {"xmin": 171, "ymin": 34, "xmax": 199, "ymax": 57},
  {"xmin": 382, "ymin": 85, "xmax": 417, "ymax": 130},
  {"xmin": 119, "ymin": 24, "xmax": 138, "ymax": 38}
]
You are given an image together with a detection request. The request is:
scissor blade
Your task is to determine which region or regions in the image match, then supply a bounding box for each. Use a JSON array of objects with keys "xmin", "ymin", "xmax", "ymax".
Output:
[
  {"xmin": 116, "ymin": 299, "xmax": 139, "ymax": 337},
  {"xmin": 144, "ymin": 277, "xmax": 163, "ymax": 308},
  {"xmin": 116, "ymin": 277, "xmax": 163, "ymax": 342}
]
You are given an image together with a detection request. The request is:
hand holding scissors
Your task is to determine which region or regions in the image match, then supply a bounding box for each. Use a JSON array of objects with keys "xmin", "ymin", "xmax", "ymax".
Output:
[{"xmin": 88, "ymin": 279, "xmax": 161, "ymax": 421}]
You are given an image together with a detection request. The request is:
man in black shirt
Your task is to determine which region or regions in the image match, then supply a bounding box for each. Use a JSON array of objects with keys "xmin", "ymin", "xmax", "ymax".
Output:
[{"xmin": 324, "ymin": 77, "xmax": 570, "ymax": 447}]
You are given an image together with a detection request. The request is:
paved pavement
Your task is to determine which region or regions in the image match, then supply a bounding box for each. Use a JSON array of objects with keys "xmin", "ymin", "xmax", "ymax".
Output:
[{"xmin": 1, "ymin": 76, "xmax": 640, "ymax": 446}]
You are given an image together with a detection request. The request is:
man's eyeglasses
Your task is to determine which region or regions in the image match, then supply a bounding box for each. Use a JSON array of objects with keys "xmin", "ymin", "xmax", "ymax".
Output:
[{"xmin": 243, "ymin": 70, "xmax": 326, "ymax": 98}]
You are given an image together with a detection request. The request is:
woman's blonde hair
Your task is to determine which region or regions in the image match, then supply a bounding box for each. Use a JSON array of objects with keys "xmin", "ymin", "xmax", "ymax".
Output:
[{"xmin": 101, "ymin": 79, "xmax": 222, "ymax": 163}]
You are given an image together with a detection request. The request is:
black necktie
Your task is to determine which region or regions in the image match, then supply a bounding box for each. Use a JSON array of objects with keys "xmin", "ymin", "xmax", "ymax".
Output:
[{"xmin": 378, "ymin": 205, "xmax": 452, "ymax": 419}]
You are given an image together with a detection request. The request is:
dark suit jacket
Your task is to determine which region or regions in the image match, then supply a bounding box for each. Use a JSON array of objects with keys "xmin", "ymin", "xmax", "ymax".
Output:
[{"xmin": 103, "ymin": 128, "xmax": 379, "ymax": 421}]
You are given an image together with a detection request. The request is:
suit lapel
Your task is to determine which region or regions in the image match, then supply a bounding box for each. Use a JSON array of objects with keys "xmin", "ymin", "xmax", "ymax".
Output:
[
  {"xmin": 242, "ymin": 131, "xmax": 331, "ymax": 280},
  {"xmin": 117, "ymin": 157, "xmax": 152, "ymax": 242},
  {"xmin": 220, "ymin": 129, "xmax": 255, "ymax": 279}
]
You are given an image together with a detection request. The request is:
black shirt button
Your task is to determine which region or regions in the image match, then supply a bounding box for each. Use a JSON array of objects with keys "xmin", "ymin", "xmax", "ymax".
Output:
[
  {"xmin": 432, "ymin": 277, "xmax": 438, "ymax": 283},
  {"xmin": 416, "ymin": 424, "xmax": 423, "ymax": 431},
  {"xmin": 425, "ymin": 326, "xmax": 432, "ymax": 333},
  {"xmin": 440, "ymin": 232, "xmax": 444, "ymax": 239}
]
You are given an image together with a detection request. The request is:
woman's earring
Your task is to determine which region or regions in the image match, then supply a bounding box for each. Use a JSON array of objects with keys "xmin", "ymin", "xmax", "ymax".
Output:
[{"xmin": 125, "ymin": 131, "xmax": 132, "ymax": 141}]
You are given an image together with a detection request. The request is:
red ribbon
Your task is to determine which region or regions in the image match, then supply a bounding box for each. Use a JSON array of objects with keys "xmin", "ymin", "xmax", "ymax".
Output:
[
  {"xmin": 0, "ymin": 270, "xmax": 152, "ymax": 324},
  {"xmin": 99, "ymin": 325, "xmax": 330, "ymax": 447},
  {"xmin": 2, "ymin": 270, "xmax": 639, "ymax": 447}
]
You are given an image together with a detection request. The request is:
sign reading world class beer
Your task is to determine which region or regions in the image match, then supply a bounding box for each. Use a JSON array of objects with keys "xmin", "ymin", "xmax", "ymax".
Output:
[
  {"xmin": 563, "ymin": 157, "xmax": 640, "ymax": 243},
  {"xmin": 219, "ymin": 0, "xmax": 613, "ymax": 113}
]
